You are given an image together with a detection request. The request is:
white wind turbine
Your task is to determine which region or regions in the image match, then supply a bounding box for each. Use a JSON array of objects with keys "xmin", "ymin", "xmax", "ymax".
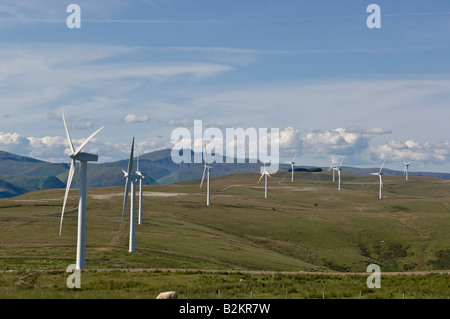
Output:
[
  {"xmin": 59, "ymin": 109, "xmax": 104, "ymax": 270},
  {"xmin": 371, "ymin": 160, "xmax": 385, "ymax": 199},
  {"xmin": 136, "ymin": 153, "xmax": 145, "ymax": 225},
  {"xmin": 403, "ymin": 160, "xmax": 411, "ymax": 181},
  {"xmin": 121, "ymin": 137, "xmax": 141, "ymax": 252},
  {"xmin": 258, "ymin": 160, "xmax": 271, "ymax": 199},
  {"xmin": 200, "ymin": 141, "xmax": 213, "ymax": 206},
  {"xmin": 328, "ymin": 159, "xmax": 338, "ymax": 182},
  {"xmin": 333, "ymin": 159, "xmax": 344, "ymax": 191},
  {"xmin": 286, "ymin": 154, "xmax": 297, "ymax": 182}
]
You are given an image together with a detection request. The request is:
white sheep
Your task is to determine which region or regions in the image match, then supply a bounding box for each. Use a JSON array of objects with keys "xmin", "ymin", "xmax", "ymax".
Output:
[{"xmin": 156, "ymin": 291, "xmax": 178, "ymax": 299}]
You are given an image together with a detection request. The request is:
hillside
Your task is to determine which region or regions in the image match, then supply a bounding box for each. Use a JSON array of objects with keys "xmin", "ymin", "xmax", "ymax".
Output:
[
  {"xmin": 1, "ymin": 148, "xmax": 450, "ymax": 199},
  {"xmin": 0, "ymin": 169, "xmax": 449, "ymax": 298}
]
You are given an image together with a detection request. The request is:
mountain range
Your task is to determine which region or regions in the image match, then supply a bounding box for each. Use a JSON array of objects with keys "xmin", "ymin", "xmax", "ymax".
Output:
[{"xmin": 0, "ymin": 149, "xmax": 449, "ymax": 198}]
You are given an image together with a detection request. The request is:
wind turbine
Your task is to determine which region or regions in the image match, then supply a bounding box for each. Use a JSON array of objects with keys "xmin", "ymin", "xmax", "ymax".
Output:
[
  {"xmin": 258, "ymin": 160, "xmax": 271, "ymax": 199},
  {"xmin": 371, "ymin": 161, "xmax": 385, "ymax": 199},
  {"xmin": 403, "ymin": 160, "xmax": 411, "ymax": 181},
  {"xmin": 136, "ymin": 153, "xmax": 145, "ymax": 225},
  {"xmin": 328, "ymin": 159, "xmax": 337, "ymax": 182},
  {"xmin": 59, "ymin": 109, "xmax": 104, "ymax": 270},
  {"xmin": 334, "ymin": 159, "xmax": 344, "ymax": 191},
  {"xmin": 200, "ymin": 141, "xmax": 213, "ymax": 206},
  {"xmin": 121, "ymin": 137, "xmax": 141, "ymax": 252},
  {"xmin": 286, "ymin": 154, "xmax": 297, "ymax": 182}
]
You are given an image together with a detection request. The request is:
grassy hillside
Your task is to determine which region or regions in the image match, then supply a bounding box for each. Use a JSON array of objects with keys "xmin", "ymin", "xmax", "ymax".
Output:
[
  {"xmin": 0, "ymin": 170, "xmax": 448, "ymax": 272},
  {"xmin": 0, "ymin": 170, "xmax": 448, "ymax": 298}
]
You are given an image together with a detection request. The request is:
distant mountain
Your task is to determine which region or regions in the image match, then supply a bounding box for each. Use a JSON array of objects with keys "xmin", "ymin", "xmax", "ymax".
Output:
[
  {"xmin": 0, "ymin": 179, "xmax": 28, "ymax": 198},
  {"xmin": 0, "ymin": 148, "xmax": 449, "ymax": 199},
  {"xmin": 41, "ymin": 175, "xmax": 66, "ymax": 190},
  {"xmin": 0, "ymin": 150, "xmax": 67, "ymax": 197}
]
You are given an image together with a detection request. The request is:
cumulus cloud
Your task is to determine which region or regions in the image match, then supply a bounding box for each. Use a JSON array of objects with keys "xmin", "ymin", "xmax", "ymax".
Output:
[
  {"xmin": 302, "ymin": 127, "xmax": 371, "ymax": 155},
  {"xmin": 279, "ymin": 127, "xmax": 302, "ymax": 150},
  {"xmin": 0, "ymin": 132, "xmax": 31, "ymax": 154},
  {"xmin": 124, "ymin": 114, "xmax": 150, "ymax": 123},
  {"xmin": 371, "ymin": 140, "xmax": 450, "ymax": 164}
]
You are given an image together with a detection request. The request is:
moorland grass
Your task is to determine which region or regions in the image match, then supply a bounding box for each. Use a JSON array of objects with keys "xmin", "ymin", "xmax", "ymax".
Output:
[{"xmin": 0, "ymin": 171, "xmax": 449, "ymax": 298}]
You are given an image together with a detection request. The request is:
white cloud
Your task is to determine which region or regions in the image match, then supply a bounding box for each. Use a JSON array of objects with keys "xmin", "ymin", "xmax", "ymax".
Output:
[
  {"xmin": 279, "ymin": 127, "xmax": 302, "ymax": 150},
  {"xmin": 124, "ymin": 114, "xmax": 150, "ymax": 123},
  {"xmin": 0, "ymin": 132, "xmax": 30, "ymax": 154},
  {"xmin": 302, "ymin": 128, "xmax": 371, "ymax": 156},
  {"xmin": 371, "ymin": 140, "xmax": 450, "ymax": 164}
]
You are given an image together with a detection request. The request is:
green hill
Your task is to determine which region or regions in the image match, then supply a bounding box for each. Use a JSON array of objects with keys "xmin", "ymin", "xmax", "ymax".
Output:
[
  {"xmin": 0, "ymin": 170, "xmax": 449, "ymax": 273},
  {"xmin": 1, "ymin": 148, "xmax": 449, "ymax": 200},
  {"xmin": 0, "ymin": 169, "xmax": 449, "ymax": 298}
]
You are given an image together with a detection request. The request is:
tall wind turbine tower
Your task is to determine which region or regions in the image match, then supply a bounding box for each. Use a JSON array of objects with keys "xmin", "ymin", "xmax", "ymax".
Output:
[
  {"xmin": 258, "ymin": 161, "xmax": 271, "ymax": 199},
  {"xmin": 371, "ymin": 161, "xmax": 385, "ymax": 199},
  {"xmin": 286, "ymin": 154, "xmax": 297, "ymax": 182},
  {"xmin": 200, "ymin": 141, "xmax": 213, "ymax": 206},
  {"xmin": 59, "ymin": 109, "xmax": 104, "ymax": 270},
  {"xmin": 121, "ymin": 137, "xmax": 141, "ymax": 252},
  {"xmin": 334, "ymin": 159, "xmax": 344, "ymax": 191},
  {"xmin": 403, "ymin": 160, "xmax": 411, "ymax": 181},
  {"xmin": 136, "ymin": 153, "xmax": 145, "ymax": 225}
]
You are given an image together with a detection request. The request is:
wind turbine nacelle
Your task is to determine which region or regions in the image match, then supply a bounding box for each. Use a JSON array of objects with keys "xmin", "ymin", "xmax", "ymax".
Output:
[
  {"xmin": 71, "ymin": 152, "xmax": 99, "ymax": 162},
  {"xmin": 128, "ymin": 172, "xmax": 141, "ymax": 179}
]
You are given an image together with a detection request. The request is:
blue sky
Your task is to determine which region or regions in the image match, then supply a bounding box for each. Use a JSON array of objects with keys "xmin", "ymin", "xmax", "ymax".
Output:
[{"xmin": 0, "ymin": 0, "xmax": 449, "ymax": 173}]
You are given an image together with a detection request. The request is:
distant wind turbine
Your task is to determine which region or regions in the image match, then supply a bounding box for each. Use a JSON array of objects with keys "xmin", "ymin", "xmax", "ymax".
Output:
[
  {"xmin": 371, "ymin": 161, "xmax": 385, "ymax": 199},
  {"xmin": 328, "ymin": 159, "xmax": 338, "ymax": 182},
  {"xmin": 333, "ymin": 159, "xmax": 344, "ymax": 191},
  {"xmin": 59, "ymin": 108, "xmax": 104, "ymax": 270},
  {"xmin": 121, "ymin": 137, "xmax": 142, "ymax": 252},
  {"xmin": 258, "ymin": 160, "xmax": 271, "ymax": 199},
  {"xmin": 286, "ymin": 154, "xmax": 297, "ymax": 182},
  {"xmin": 136, "ymin": 153, "xmax": 145, "ymax": 225},
  {"xmin": 200, "ymin": 141, "xmax": 213, "ymax": 206},
  {"xmin": 403, "ymin": 160, "xmax": 411, "ymax": 181}
]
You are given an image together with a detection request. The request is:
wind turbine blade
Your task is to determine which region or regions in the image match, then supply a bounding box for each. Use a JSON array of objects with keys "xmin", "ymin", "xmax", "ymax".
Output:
[
  {"xmin": 74, "ymin": 126, "xmax": 105, "ymax": 156},
  {"xmin": 62, "ymin": 109, "xmax": 75, "ymax": 153},
  {"xmin": 379, "ymin": 160, "xmax": 385, "ymax": 173},
  {"xmin": 339, "ymin": 159, "xmax": 344, "ymax": 168},
  {"xmin": 200, "ymin": 166, "xmax": 207, "ymax": 188},
  {"xmin": 60, "ymin": 159, "xmax": 75, "ymax": 236},
  {"xmin": 267, "ymin": 172, "xmax": 272, "ymax": 178},
  {"xmin": 122, "ymin": 178, "xmax": 131, "ymax": 221},
  {"xmin": 137, "ymin": 153, "xmax": 139, "ymax": 172},
  {"xmin": 292, "ymin": 154, "xmax": 297, "ymax": 162},
  {"xmin": 258, "ymin": 173, "xmax": 264, "ymax": 183},
  {"xmin": 127, "ymin": 138, "xmax": 135, "ymax": 174}
]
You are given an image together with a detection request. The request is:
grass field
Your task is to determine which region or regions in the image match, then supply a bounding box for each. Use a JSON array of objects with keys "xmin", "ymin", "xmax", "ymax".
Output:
[{"xmin": 0, "ymin": 170, "xmax": 449, "ymax": 298}]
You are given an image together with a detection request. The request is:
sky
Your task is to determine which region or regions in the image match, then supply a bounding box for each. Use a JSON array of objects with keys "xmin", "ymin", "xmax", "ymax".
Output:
[{"xmin": 0, "ymin": 0, "xmax": 449, "ymax": 173}]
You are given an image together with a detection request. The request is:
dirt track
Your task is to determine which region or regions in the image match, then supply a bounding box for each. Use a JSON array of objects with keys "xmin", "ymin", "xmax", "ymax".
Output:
[{"xmin": 4, "ymin": 268, "xmax": 447, "ymax": 276}]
